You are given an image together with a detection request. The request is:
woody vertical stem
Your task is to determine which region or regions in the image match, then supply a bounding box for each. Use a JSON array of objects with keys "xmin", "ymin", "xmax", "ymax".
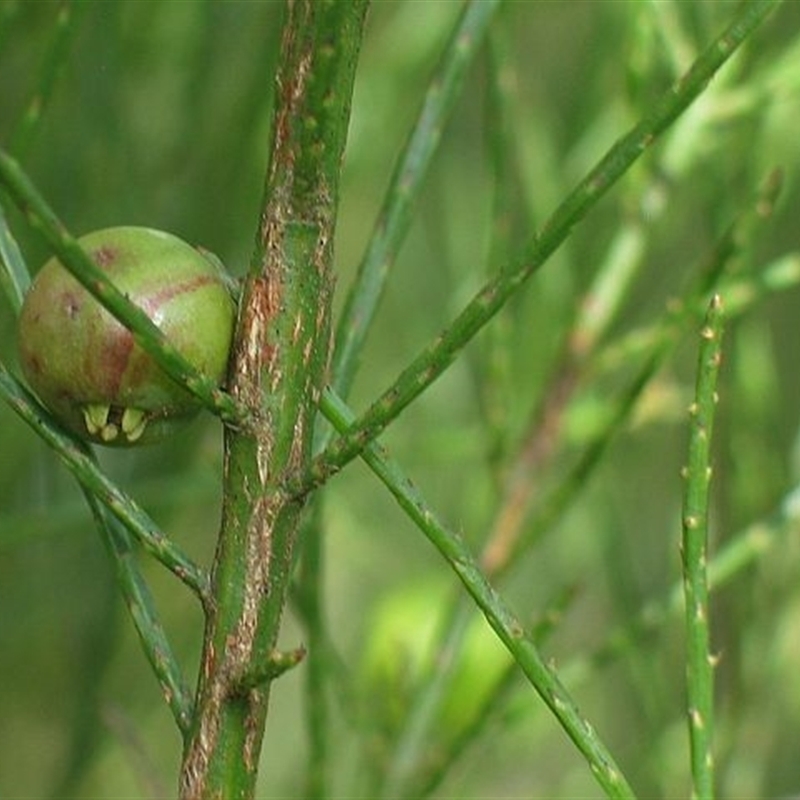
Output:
[{"xmin": 179, "ymin": 2, "xmax": 369, "ymax": 798}]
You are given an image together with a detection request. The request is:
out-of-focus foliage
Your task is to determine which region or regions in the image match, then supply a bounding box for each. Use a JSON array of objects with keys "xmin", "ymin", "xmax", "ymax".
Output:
[{"xmin": 2, "ymin": 2, "xmax": 800, "ymax": 797}]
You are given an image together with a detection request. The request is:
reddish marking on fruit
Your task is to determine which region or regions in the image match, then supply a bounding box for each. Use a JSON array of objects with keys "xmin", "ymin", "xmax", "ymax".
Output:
[
  {"xmin": 92, "ymin": 246, "xmax": 118, "ymax": 267},
  {"xmin": 141, "ymin": 274, "xmax": 219, "ymax": 311}
]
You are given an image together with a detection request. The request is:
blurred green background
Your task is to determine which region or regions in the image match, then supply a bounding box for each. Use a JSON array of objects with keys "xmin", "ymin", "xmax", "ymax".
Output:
[{"xmin": 3, "ymin": 1, "xmax": 800, "ymax": 797}]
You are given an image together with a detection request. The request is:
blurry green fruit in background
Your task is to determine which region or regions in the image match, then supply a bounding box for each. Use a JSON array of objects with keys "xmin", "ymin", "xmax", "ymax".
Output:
[{"xmin": 361, "ymin": 580, "xmax": 511, "ymax": 734}]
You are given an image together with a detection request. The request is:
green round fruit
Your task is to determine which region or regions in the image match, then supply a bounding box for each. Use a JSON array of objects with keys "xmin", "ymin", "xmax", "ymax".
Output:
[{"xmin": 17, "ymin": 226, "xmax": 235, "ymax": 446}]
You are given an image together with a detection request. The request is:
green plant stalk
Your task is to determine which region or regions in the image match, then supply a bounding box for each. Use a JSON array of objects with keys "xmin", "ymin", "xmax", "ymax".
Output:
[
  {"xmin": 1, "ymin": 189, "xmax": 198, "ymax": 744},
  {"xmin": 479, "ymin": 218, "xmax": 647, "ymax": 575},
  {"xmin": 178, "ymin": 3, "xmax": 369, "ymax": 798},
  {"xmin": 0, "ymin": 355, "xmax": 195, "ymax": 733},
  {"xmin": 414, "ymin": 473, "xmax": 788, "ymax": 799},
  {"xmin": 331, "ymin": 0, "xmax": 501, "ymax": 398},
  {"xmin": 0, "ymin": 442, "xmax": 220, "ymax": 553},
  {"xmin": 474, "ymin": 9, "xmax": 519, "ymax": 471},
  {"xmin": 365, "ymin": 197, "xmax": 746, "ymax": 796},
  {"xmin": 0, "ymin": 362, "xmax": 211, "ymax": 601},
  {"xmin": 681, "ymin": 295, "xmax": 724, "ymax": 800},
  {"xmin": 480, "ymin": 122, "xmax": 782, "ymax": 576},
  {"xmin": 376, "ymin": 21, "xmax": 530, "ymax": 789},
  {"xmin": 381, "ymin": 585, "xmax": 576, "ymax": 800},
  {"xmin": 0, "ymin": 201, "xmax": 29, "ymax": 312},
  {"xmin": 0, "ymin": 149, "xmax": 247, "ymax": 427},
  {"xmin": 306, "ymin": 0, "xmax": 779, "ymax": 489},
  {"xmin": 85, "ymin": 490, "xmax": 194, "ymax": 735},
  {"xmin": 293, "ymin": 502, "xmax": 331, "ymax": 799},
  {"xmin": 376, "ymin": 16, "xmax": 643, "ymax": 781},
  {"xmin": 320, "ymin": 388, "xmax": 637, "ymax": 800},
  {"xmin": 388, "ymin": 470, "xmax": 799, "ymax": 797}
]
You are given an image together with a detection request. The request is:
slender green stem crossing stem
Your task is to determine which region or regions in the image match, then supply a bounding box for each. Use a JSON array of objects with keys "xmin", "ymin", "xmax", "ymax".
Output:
[
  {"xmin": 0, "ymin": 202, "xmax": 29, "ymax": 313},
  {"xmin": 85, "ymin": 491, "xmax": 194, "ymax": 735},
  {"xmin": 293, "ymin": 503, "xmax": 330, "ymax": 800},
  {"xmin": 0, "ymin": 362, "xmax": 211, "ymax": 602},
  {"xmin": 320, "ymin": 387, "xmax": 637, "ymax": 800},
  {"xmin": 306, "ymin": 0, "xmax": 779, "ymax": 490},
  {"xmin": 367, "ymin": 171, "xmax": 784, "ymax": 797},
  {"xmin": 10, "ymin": 0, "xmax": 85, "ymax": 158},
  {"xmin": 681, "ymin": 295, "xmax": 724, "ymax": 800}
]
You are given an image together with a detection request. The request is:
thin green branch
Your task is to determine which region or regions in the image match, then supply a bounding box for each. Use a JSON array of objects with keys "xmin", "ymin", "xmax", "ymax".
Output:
[
  {"xmin": 320, "ymin": 388, "xmax": 636, "ymax": 800},
  {"xmin": 473, "ymin": 8, "xmax": 520, "ymax": 470},
  {"xmin": 681, "ymin": 295, "xmax": 724, "ymax": 800},
  {"xmin": 369, "ymin": 15, "xmax": 638, "ymax": 784},
  {"xmin": 415, "ymin": 478, "xmax": 800, "ymax": 798},
  {"xmin": 10, "ymin": 0, "xmax": 85, "ymax": 158},
  {"xmin": 85, "ymin": 491, "xmax": 195, "ymax": 736},
  {"xmin": 0, "ymin": 362, "xmax": 211, "ymax": 603},
  {"xmin": 234, "ymin": 646, "xmax": 307, "ymax": 694},
  {"xmin": 405, "ymin": 472, "xmax": 796, "ymax": 800},
  {"xmin": 0, "ymin": 171, "xmax": 198, "ymax": 741},
  {"xmin": 479, "ymin": 216, "xmax": 648, "ymax": 575},
  {"xmin": 293, "ymin": 504, "xmax": 332, "ymax": 800},
  {"xmin": 331, "ymin": 0, "xmax": 501, "ymax": 397},
  {"xmin": 0, "ymin": 201, "xmax": 29, "ymax": 313},
  {"xmin": 0, "ymin": 149, "xmax": 248, "ymax": 428},
  {"xmin": 333, "ymin": 199, "xmax": 742, "ymax": 795},
  {"xmin": 305, "ymin": 0, "xmax": 779, "ymax": 490}
]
